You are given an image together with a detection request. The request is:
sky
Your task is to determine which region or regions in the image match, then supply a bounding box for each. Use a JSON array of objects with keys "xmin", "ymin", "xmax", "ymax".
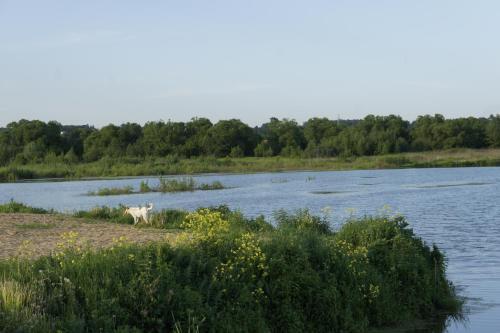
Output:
[{"xmin": 1, "ymin": 0, "xmax": 500, "ymax": 127}]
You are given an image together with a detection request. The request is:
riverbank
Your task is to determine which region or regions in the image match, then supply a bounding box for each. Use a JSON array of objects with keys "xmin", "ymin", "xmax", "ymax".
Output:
[
  {"xmin": 1, "ymin": 148, "xmax": 500, "ymax": 182},
  {"xmin": 0, "ymin": 203, "xmax": 461, "ymax": 332},
  {"xmin": 0, "ymin": 213, "xmax": 177, "ymax": 259}
]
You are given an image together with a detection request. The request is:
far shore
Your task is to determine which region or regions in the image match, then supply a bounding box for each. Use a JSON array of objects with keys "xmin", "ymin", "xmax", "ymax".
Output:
[{"xmin": 1, "ymin": 148, "xmax": 500, "ymax": 183}]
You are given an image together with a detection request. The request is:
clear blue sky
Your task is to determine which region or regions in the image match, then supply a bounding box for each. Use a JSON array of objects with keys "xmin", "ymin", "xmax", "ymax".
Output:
[{"xmin": 1, "ymin": 0, "xmax": 499, "ymax": 127}]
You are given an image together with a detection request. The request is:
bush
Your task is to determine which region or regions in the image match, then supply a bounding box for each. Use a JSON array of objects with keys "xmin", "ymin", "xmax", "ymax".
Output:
[
  {"xmin": 274, "ymin": 208, "xmax": 331, "ymax": 234},
  {"xmin": 0, "ymin": 210, "xmax": 461, "ymax": 332}
]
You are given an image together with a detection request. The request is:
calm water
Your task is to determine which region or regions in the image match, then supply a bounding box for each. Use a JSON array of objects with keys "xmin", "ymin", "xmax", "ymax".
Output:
[{"xmin": 1, "ymin": 167, "xmax": 500, "ymax": 332}]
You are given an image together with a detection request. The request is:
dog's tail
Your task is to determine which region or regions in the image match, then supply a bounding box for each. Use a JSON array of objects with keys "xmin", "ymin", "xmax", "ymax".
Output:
[{"xmin": 146, "ymin": 203, "xmax": 154, "ymax": 211}]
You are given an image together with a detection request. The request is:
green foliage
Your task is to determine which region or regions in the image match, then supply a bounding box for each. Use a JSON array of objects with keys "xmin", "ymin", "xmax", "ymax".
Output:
[
  {"xmin": 0, "ymin": 200, "xmax": 51, "ymax": 214},
  {"xmin": 254, "ymin": 140, "xmax": 274, "ymax": 157},
  {"xmin": 73, "ymin": 205, "xmax": 134, "ymax": 224},
  {"xmin": 229, "ymin": 146, "xmax": 244, "ymax": 158},
  {"xmin": 0, "ymin": 210, "xmax": 461, "ymax": 332},
  {"xmin": 274, "ymin": 209, "xmax": 331, "ymax": 234},
  {"xmin": 486, "ymin": 115, "xmax": 500, "ymax": 147},
  {"xmin": 87, "ymin": 178, "xmax": 226, "ymax": 196},
  {"xmin": 198, "ymin": 180, "xmax": 224, "ymax": 190},
  {"xmin": 139, "ymin": 180, "xmax": 152, "ymax": 193},
  {"xmin": 148, "ymin": 209, "xmax": 187, "ymax": 229},
  {"xmin": 1, "ymin": 114, "xmax": 500, "ymax": 181},
  {"xmin": 158, "ymin": 176, "xmax": 196, "ymax": 192},
  {"xmin": 87, "ymin": 186, "xmax": 134, "ymax": 196},
  {"xmin": 207, "ymin": 119, "xmax": 258, "ymax": 157},
  {"xmin": 2, "ymin": 149, "xmax": 500, "ymax": 183},
  {"xmin": 72, "ymin": 204, "xmax": 188, "ymax": 229}
]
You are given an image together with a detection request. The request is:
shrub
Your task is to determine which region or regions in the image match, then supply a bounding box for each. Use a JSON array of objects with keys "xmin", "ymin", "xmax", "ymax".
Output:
[
  {"xmin": 0, "ymin": 209, "xmax": 461, "ymax": 332},
  {"xmin": 274, "ymin": 208, "xmax": 331, "ymax": 234},
  {"xmin": 181, "ymin": 209, "xmax": 230, "ymax": 246}
]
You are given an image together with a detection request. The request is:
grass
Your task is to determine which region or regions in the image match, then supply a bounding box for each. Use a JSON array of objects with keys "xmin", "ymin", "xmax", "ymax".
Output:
[
  {"xmin": 87, "ymin": 177, "xmax": 227, "ymax": 196},
  {"xmin": 1, "ymin": 148, "xmax": 500, "ymax": 183},
  {"xmin": 157, "ymin": 176, "xmax": 196, "ymax": 192},
  {"xmin": 0, "ymin": 203, "xmax": 462, "ymax": 332},
  {"xmin": 87, "ymin": 185, "xmax": 134, "ymax": 196},
  {"xmin": 0, "ymin": 200, "xmax": 52, "ymax": 214},
  {"xmin": 15, "ymin": 223, "xmax": 56, "ymax": 230},
  {"xmin": 197, "ymin": 180, "xmax": 224, "ymax": 190},
  {"xmin": 71, "ymin": 204, "xmax": 239, "ymax": 230}
]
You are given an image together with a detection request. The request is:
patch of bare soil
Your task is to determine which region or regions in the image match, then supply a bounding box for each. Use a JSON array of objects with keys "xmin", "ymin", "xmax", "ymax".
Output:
[{"xmin": 0, "ymin": 213, "xmax": 177, "ymax": 259}]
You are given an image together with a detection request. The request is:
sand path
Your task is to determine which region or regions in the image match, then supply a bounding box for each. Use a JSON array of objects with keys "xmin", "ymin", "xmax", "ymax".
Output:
[{"xmin": 0, "ymin": 213, "xmax": 176, "ymax": 259}]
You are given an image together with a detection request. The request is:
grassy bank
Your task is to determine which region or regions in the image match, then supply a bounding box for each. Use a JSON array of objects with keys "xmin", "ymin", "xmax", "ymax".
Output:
[
  {"xmin": 1, "ymin": 148, "xmax": 500, "ymax": 182},
  {"xmin": 0, "ymin": 204, "xmax": 461, "ymax": 332},
  {"xmin": 0, "ymin": 200, "xmax": 54, "ymax": 214},
  {"xmin": 87, "ymin": 177, "xmax": 226, "ymax": 196}
]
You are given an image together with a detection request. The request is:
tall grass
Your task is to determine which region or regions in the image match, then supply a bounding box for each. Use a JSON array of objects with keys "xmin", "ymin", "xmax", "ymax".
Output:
[
  {"xmin": 2, "ymin": 148, "xmax": 500, "ymax": 182},
  {"xmin": 157, "ymin": 176, "xmax": 196, "ymax": 192},
  {"xmin": 87, "ymin": 177, "xmax": 227, "ymax": 196},
  {"xmin": 0, "ymin": 200, "xmax": 52, "ymax": 214},
  {"xmin": 0, "ymin": 208, "xmax": 461, "ymax": 332},
  {"xmin": 87, "ymin": 186, "xmax": 134, "ymax": 196}
]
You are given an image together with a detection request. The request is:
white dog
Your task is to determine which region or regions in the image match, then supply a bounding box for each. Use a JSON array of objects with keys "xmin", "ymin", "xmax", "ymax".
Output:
[{"xmin": 124, "ymin": 203, "xmax": 153, "ymax": 225}]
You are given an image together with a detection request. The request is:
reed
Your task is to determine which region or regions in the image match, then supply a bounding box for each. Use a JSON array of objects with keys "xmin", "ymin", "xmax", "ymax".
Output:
[{"xmin": 1, "ymin": 148, "xmax": 500, "ymax": 183}]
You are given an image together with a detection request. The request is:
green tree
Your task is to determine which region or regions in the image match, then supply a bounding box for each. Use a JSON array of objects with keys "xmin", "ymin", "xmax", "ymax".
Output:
[
  {"xmin": 207, "ymin": 119, "xmax": 257, "ymax": 157},
  {"xmin": 141, "ymin": 121, "xmax": 186, "ymax": 157},
  {"xmin": 184, "ymin": 118, "xmax": 213, "ymax": 157},
  {"xmin": 486, "ymin": 115, "xmax": 500, "ymax": 147},
  {"xmin": 259, "ymin": 118, "xmax": 306, "ymax": 155}
]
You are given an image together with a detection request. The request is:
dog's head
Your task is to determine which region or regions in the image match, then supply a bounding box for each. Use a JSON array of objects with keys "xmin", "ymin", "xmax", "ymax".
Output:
[{"xmin": 123, "ymin": 207, "xmax": 129, "ymax": 216}]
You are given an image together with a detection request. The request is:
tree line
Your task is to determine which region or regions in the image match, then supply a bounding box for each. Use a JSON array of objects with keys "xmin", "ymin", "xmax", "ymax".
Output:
[{"xmin": 1, "ymin": 114, "xmax": 500, "ymax": 165}]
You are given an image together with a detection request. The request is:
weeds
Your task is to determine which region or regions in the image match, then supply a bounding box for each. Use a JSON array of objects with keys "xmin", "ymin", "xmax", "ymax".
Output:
[
  {"xmin": 87, "ymin": 186, "xmax": 134, "ymax": 196},
  {"xmin": 87, "ymin": 177, "xmax": 227, "ymax": 196},
  {"xmin": 0, "ymin": 199, "xmax": 52, "ymax": 214},
  {"xmin": 2, "ymin": 148, "xmax": 500, "ymax": 182},
  {"xmin": 0, "ymin": 206, "xmax": 462, "ymax": 332}
]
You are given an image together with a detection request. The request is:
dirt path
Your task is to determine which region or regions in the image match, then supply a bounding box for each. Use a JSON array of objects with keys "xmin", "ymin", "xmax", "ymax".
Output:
[{"xmin": 0, "ymin": 213, "xmax": 177, "ymax": 259}]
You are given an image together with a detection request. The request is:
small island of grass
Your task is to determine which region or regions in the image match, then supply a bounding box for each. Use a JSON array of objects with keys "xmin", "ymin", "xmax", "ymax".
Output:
[{"xmin": 87, "ymin": 177, "xmax": 227, "ymax": 196}]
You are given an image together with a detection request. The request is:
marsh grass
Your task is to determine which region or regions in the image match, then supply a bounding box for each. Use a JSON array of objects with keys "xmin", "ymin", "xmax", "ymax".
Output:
[
  {"xmin": 2, "ymin": 148, "xmax": 500, "ymax": 182},
  {"xmin": 197, "ymin": 180, "xmax": 224, "ymax": 190},
  {"xmin": 73, "ymin": 205, "xmax": 134, "ymax": 225},
  {"xmin": 140, "ymin": 180, "xmax": 152, "ymax": 193},
  {"xmin": 0, "ymin": 205, "xmax": 462, "ymax": 332},
  {"xmin": 0, "ymin": 279, "xmax": 32, "ymax": 314},
  {"xmin": 0, "ymin": 200, "xmax": 52, "ymax": 214},
  {"xmin": 86, "ymin": 177, "xmax": 227, "ymax": 196},
  {"xmin": 158, "ymin": 176, "xmax": 196, "ymax": 192},
  {"xmin": 87, "ymin": 185, "xmax": 134, "ymax": 196},
  {"xmin": 71, "ymin": 204, "xmax": 189, "ymax": 229},
  {"xmin": 157, "ymin": 177, "xmax": 227, "ymax": 192}
]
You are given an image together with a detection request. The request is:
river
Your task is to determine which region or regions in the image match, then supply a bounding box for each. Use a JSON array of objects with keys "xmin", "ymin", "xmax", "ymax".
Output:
[{"xmin": 1, "ymin": 167, "xmax": 499, "ymax": 332}]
